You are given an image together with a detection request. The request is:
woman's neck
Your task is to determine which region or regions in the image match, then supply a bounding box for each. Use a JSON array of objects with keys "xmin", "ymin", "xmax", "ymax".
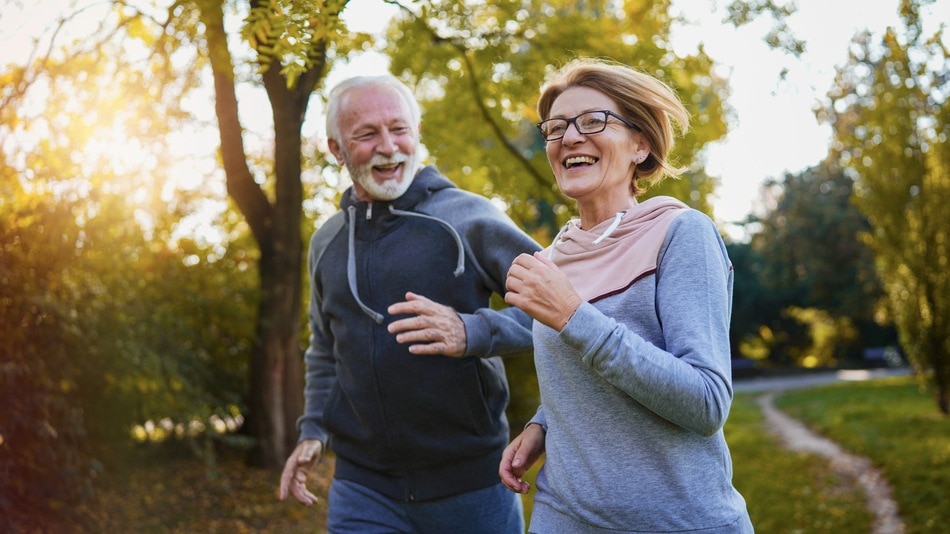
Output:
[{"xmin": 578, "ymin": 196, "xmax": 638, "ymax": 229}]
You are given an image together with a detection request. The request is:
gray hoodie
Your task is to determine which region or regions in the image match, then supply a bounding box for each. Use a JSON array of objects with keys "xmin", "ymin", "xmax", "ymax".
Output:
[{"xmin": 528, "ymin": 206, "xmax": 754, "ymax": 533}]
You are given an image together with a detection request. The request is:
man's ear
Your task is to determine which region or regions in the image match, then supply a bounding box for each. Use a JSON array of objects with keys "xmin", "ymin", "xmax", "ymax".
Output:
[{"xmin": 327, "ymin": 138, "xmax": 343, "ymax": 165}]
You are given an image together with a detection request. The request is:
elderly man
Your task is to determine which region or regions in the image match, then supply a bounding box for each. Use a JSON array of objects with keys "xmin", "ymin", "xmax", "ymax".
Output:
[{"xmin": 279, "ymin": 74, "xmax": 540, "ymax": 533}]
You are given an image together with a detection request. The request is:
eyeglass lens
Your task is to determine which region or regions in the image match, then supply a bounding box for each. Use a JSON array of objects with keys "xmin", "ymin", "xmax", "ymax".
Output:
[{"xmin": 540, "ymin": 111, "xmax": 609, "ymax": 141}]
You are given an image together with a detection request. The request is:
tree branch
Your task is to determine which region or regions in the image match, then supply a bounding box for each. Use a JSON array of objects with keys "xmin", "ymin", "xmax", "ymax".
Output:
[
  {"xmin": 387, "ymin": 2, "xmax": 549, "ymax": 190},
  {"xmin": 201, "ymin": 0, "xmax": 273, "ymax": 246}
]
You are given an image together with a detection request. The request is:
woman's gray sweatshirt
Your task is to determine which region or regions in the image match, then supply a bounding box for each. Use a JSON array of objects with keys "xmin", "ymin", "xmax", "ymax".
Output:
[{"xmin": 528, "ymin": 207, "xmax": 754, "ymax": 533}]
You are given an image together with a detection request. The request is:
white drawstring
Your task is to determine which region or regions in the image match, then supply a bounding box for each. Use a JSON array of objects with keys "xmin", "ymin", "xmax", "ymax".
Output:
[
  {"xmin": 548, "ymin": 210, "xmax": 628, "ymax": 259},
  {"xmin": 592, "ymin": 211, "xmax": 626, "ymax": 244}
]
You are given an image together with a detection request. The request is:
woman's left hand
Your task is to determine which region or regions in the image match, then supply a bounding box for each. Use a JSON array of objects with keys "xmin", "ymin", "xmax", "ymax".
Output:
[{"xmin": 505, "ymin": 251, "xmax": 582, "ymax": 331}]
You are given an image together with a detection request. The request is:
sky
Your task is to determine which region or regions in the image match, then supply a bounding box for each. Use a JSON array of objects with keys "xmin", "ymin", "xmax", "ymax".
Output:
[{"xmin": 4, "ymin": 0, "xmax": 947, "ymax": 235}]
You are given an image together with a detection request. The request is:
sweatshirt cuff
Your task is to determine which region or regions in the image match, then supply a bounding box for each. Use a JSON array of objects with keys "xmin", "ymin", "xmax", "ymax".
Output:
[
  {"xmin": 528, "ymin": 410, "xmax": 547, "ymax": 431},
  {"xmin": 297, "ymin": 416, "xmax": 328, "ymax": 444},
  {"xmin": 560, "ymin": 302, "xmax": 608, "ymax": 356},
  {"xmin": 459, "ymin": 312, "xmax": 490, "ymax": 357}
]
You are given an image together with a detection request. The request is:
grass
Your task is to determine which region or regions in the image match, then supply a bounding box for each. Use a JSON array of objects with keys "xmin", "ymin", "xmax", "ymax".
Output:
[
  {"xmin": 35, "ymin": 375, "xmax": 946, "ymax": 533},
  {"xmin": 726, "ymin": 393, "xmax": 872, "ymax": 532},
  {"xmin": 775, "ymin": 376, "xmax": 950, "ymax": 533}
]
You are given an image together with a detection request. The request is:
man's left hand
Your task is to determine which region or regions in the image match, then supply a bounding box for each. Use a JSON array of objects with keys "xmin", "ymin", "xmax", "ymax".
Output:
[{"xmin": 387, "ymin": 292, "xmax": 466, "ymax": 357}]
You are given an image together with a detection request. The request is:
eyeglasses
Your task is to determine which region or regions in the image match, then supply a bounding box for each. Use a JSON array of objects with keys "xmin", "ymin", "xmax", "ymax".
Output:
[{"xmin": 537, "ymin": 110, "xmax": 640, "ymax": 142}]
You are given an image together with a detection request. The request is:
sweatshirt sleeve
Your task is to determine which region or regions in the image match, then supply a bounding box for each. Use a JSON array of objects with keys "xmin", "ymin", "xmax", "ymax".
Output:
[
  {"xmin": 296, "ymin": 229, "xmax": 338, "ymax": 444},
  {"xmin": 460, "ymin": 306, "xmax": 535, "ymax": 357},
  {"xmin": 446, "ymin": 194, "xmax": 542, "ymax": 358},
  {"xmin": 297, "ymin": 291, "xmax": 334, "ymax": 444},
  {"xmin": 560, "ymin": 211, "xmax": 735, "ymax": 436}
]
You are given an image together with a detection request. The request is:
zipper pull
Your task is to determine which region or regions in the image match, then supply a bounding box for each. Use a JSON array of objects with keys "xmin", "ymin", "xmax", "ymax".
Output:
[{"xmin": 366, "ymin": 202, "xmax": 373, "ymax": 220}]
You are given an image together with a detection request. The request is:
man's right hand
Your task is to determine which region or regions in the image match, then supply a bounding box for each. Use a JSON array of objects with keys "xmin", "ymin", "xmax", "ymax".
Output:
[{"xmin": 279, "ymin": 439, "xmax": 323, "ymax": 505}]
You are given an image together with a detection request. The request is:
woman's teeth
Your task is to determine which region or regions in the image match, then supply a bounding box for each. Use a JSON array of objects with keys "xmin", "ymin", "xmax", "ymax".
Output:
[{"xmin": 565, "ymin": 156, "xmax": 597, "ymax": 168}]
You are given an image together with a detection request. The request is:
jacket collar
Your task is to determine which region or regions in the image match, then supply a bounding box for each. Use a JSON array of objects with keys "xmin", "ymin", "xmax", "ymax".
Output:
[{"xmin": 340, "ymin": 165, "xmax": 454, "ymax": 218}]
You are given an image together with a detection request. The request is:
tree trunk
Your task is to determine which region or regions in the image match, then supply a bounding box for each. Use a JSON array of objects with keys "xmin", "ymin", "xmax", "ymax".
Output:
[
  {"xmin": 199, "ymin": 0, "xmax": 323, "ymax": 468},
  {"xmin": 246, "ymin": 239, "xmax": 303, "ymax": 467}
]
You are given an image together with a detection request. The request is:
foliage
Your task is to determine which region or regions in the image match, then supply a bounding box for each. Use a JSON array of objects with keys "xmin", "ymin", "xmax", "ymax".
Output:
[
  {"xmin": 379, "ymin": 0, "xmax": 730, "ymax": 241},
  {"xmin": 242, "ymin": 0, "xmax": 349, "ymax": 87},
  {"xmin": 0, "ymin": 174, "xmax": 258, "ymax": 530},
  {"xmin": 0, "ymin": 179, "xmax": 98, "ymax": 530},
  {"xmin": 0, "ymin": 1, "xmax": 259, "ymax": 526},
  {"xmin": 724, "ymin": 240, "xmax": 774, "ymax": 361},
  {"xmin": 724, "ymin": 0, "xmax": 805, "ymax": 58},
  {"xmin": 731, "ymin": 164, "xmax": 894, "ymax": 368},
  {"xmin": 819, "ymin": 0, "xmax": 950, "ymax": 412},
  {"xmin": 777, "ymin": 377, "xmax": 950, "ymax": 532}
]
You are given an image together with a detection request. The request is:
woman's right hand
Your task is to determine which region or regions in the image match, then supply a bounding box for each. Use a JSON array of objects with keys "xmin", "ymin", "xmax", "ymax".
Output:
[
  {"xmin": 499, "ymin": 423, "xmax": 546, "ymax": 493},
  {"xmin": 505, "ymin": 252, "xmax": 582, "ymax": 331}
]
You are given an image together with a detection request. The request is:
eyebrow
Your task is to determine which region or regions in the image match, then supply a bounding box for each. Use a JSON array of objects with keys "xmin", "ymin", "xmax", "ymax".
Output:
[{"xmin": 548, "ymin": 108, "xmax": 612, "ymax": 119}]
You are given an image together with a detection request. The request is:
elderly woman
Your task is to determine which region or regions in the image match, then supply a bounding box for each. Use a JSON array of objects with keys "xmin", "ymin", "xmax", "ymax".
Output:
[{"xmin": 500, "ymin": 58, "xmax": 754, "ymax": 533}]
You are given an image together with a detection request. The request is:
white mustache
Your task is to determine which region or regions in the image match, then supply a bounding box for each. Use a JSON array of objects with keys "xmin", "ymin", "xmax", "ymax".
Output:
[{"xmin": 369, "ymin": 153, "xmax": 409, "ymax": 167}]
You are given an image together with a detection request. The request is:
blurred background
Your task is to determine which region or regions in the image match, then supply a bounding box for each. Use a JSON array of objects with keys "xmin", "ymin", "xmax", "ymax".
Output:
[{"xmin": 1, "ymin": 0, "xmax": 947, "ymax": 532}]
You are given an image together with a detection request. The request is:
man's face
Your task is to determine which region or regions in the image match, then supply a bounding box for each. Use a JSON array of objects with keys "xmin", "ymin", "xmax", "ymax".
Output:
[{"xmin": 329, "ymin": 85, "xmax": 420, "ymax": 201}]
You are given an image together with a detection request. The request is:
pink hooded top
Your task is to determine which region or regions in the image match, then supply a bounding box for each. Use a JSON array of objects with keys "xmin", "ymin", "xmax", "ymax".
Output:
[{"xmin": 546, "ymin": 196, "xmax": 689, "ymax": 303}]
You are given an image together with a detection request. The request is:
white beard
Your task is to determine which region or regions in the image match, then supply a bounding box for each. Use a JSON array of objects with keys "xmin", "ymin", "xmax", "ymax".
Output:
[{"xmin": 347, "ymin": 151, "xmax": 420, "ymax": 201}]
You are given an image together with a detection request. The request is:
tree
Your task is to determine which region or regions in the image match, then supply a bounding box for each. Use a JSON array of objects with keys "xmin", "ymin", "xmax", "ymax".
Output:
[
  {"xmin": 192, "ymin": 0, "xmax": 331, "ymax": 468},
  {"xmin": 743, "ymin": 164, "xmax": 892, "ymax": 367},
  {"xmin": 820, "ymin": 0, "xmax": 949, "ymax": 413},
  {"xmin": 0, "ymin": 0, "xmax": 302, "ymax": 470},
  {"xmin": 1, "ymin": 9, "xmax": 281, "ymax": 524},
  {"xmin": 381, "ymin": 0, "xmax": 730, "ymax": 239}
]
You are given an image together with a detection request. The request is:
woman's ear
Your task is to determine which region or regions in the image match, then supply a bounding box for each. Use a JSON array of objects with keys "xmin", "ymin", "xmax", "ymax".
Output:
[{"xmin": 634, "ymin": 135, "xmax": 651, "ymax": 165}]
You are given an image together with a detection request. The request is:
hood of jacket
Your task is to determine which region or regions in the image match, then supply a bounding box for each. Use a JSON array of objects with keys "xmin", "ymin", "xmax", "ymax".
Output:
[
  {"xmin": 340, "ymin": 164, "xmax": 455, "ymax": 222},
  {"xmin": 547, "ymin": 196, "xmax": 689, "ymax": 302}
]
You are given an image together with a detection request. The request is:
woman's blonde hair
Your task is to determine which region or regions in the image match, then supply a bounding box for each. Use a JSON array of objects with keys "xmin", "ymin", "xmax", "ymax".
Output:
[{"xmin": 537, "ymin": 58, "xmax": 690, "ymax": 194}]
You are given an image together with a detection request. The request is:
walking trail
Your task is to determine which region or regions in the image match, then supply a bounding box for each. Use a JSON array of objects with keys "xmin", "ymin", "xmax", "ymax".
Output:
[{"xmin": 750, "ymin": 371, "xmax": 906, "ymax": 534}]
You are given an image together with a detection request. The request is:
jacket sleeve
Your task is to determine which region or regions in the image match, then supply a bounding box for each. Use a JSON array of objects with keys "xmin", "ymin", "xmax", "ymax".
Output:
[
  {"xmin": 451, "ymin": 196, "xmax": 542, "ymax": 358},
  {"xmin": 460, "ymin": 305, "xmax": 535, "ymax": 357},
  {"xmin": 560, "ymin": 211, "xmax": 735, "ymax": 436},
  {"xmin": 296, "ymin": 216, "xmax": 344, "ymax": 444},
  {"xmin": 297, "ymin": 287, "xmax": 334, "ymax": 444},
  {"xmin": 528, "ymin": 405, "xmax": 547, "ymax": 430}
]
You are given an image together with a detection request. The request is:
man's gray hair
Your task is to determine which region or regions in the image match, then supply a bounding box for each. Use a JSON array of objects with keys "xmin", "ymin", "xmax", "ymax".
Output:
[{"xmin": 325, "ymin": 75, "xmax": 422, "ymax": 143}]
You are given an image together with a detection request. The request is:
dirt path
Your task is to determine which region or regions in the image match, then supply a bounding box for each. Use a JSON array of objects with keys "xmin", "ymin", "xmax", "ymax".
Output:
[
  {"xmin": 756, "ymin": 392, "xmax": 905, "ymax": 534},
  {"xmin": 757, "ymin": 391, "xmax": 904, "ymax": 534}
]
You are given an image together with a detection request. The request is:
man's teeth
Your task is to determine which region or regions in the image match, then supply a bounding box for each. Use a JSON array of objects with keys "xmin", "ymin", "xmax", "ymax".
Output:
[
  {"xmin": 565, "ymin": 156, "xmax": 597, "ymax": 168},
  {"xmin": 375, "ymin": 163, "xmax": 401, "ymax": 171}
]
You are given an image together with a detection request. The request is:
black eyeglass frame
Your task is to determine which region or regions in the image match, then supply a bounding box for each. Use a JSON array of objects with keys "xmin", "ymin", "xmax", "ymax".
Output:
[{"xmin": 537, "ymin": 110, "xmax": 641, "ymax": 142}]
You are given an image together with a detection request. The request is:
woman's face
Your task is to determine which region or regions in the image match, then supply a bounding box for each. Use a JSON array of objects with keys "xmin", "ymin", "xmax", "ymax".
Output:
[{"xmin": 544, "ymin": 86, "xmax": 648, "ymax": 206}]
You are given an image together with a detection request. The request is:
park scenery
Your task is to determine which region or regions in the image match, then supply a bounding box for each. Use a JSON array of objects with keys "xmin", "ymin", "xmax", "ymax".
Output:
[{"xmin": 2, "ymin": 0, "xmax": 947, "ymax": 532}]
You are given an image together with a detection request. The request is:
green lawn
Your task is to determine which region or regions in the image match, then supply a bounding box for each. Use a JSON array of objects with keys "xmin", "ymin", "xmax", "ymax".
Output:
[
  {"xmin": 775, "ymin": 376, "xmax": 950, "ymax": 533},
  {"xmin": 78, "ymin": 376, "xmax": 946, "ymax": 533},
  {"xmin": 727, "ymin": 392, "xmax": 871, "ymax": 532}
]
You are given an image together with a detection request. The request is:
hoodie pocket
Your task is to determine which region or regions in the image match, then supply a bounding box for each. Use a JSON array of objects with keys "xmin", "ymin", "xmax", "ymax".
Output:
[{"xmin": 461, "ymin": 357, "xmax": 508, "ymax": 436}]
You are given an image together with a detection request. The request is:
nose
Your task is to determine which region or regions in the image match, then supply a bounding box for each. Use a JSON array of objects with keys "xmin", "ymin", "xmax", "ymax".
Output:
[
  {"xmin": 561, "ymin": 120, "xmax": 585, "ymax": 144},
  {"xmin": 377, "ymin": 129, "xmax": 397, "ymax": 155}
]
